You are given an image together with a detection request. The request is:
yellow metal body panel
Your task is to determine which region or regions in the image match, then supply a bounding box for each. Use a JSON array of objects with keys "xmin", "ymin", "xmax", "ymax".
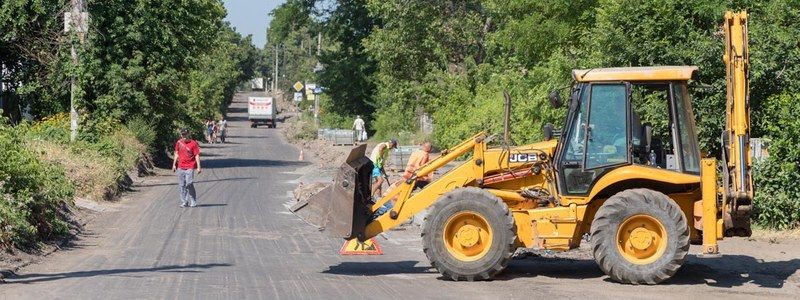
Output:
[
  {"xmin": 560, "ymin": 165, "xmax": 701, "ymax": 206},
  {"xmin": 701, "ymin": 158, "xmax": 720, "ymax": 254},
  {"xmin": 572, "ymin": 66, "xmax": 698, "ymax": 82},
  {"xmin": 526, "ymin": 204, "xmax": 587, "ymax": 250}
]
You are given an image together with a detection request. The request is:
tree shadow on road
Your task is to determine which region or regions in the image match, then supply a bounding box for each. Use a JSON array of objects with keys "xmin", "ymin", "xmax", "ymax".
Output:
[
  {"xmin": 225, "ymin": 135, "xmax": 269, "ymax": 139},
  {"xmin": 227, "ymin": 107, "xmax": 247, "ymax": 113},
  {"xmin": 135, "ymin": 177, "xmax": 256, "ymax": 188},
  {"xmin": 6, "ymin": 263, "xmax": 232, "ymax": 284},
  {"xmin": 192, "ymin": 204, "xmax": 227, "ymax": 207},
  {"xmin": 203, "ymin": 158, "xmax": 309, "ymax": 169},
  {"xmin": 322, "ymin": 261, "xmax": 435, "ymax": 276}
]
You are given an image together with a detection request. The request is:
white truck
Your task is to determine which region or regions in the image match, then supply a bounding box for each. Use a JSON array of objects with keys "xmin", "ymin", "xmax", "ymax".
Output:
[
  {"xmin": 248, "ymin": 96, "xmax": 277, "ymax": 128},
  {"xmin": 250, "ymin": 78, "xmax": 265, "ymax": 90}
]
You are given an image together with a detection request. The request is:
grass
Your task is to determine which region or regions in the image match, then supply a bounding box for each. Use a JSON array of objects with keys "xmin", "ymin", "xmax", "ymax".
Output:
[{"xmin": 23, "ymin": 114, "xmax": 147, "ymax": 200}]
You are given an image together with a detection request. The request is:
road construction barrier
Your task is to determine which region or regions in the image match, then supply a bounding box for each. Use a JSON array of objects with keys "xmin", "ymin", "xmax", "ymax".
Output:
[
  {"xmin": 318, "ymin": 128, "xmax": 356, "ymax": 146},
  {"xmin": 388, "ymin": 146, "xmax": 418, "ymax": 171}
]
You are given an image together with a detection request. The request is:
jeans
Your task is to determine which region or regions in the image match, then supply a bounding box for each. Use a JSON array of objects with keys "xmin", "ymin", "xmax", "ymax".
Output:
[
  {"xmin": 373, "ymin": 200, "xmax": 394, "ymax": 218},
  {"xmin": 177, "ymin": 168, "xmax": 197, "ymax": 206}
]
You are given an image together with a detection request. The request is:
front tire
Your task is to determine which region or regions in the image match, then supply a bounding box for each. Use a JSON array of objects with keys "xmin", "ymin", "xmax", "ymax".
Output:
[
  {"xmin": 422, "ymin": 187, "xmax": 516, "ymax": 281},
  {"xmin": 591, "ymin": 189, "xmax": 689, "ymax": 284}
]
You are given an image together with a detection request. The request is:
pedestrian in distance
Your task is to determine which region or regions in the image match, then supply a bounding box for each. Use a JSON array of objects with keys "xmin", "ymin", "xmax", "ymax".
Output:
[
  {"xmin": 218, "ymin": 118, "xmax": 228, "ymax": 143},
  {"xmin": 205, "ymin": 119, "xmax": 215, "ymax": 143},
  {"xmin": 173, "ymin": 128, "xmax": 202, "ymax": 208},
  {"xmin": 369, "ymin": 139, "xmax": 398, "ymax": 199},
  {"xmin": 212, "ymin": 121, "xmax": 220, "ymax": 143},
  {"xmin": 353, "ymin": 115, "xmax": 366, "ymax": 144}
]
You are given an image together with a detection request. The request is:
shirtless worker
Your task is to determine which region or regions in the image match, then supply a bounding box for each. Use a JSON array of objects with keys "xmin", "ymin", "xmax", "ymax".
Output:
[{"xmin": 373, "ymin": 141, "xmax": 433, "ymax": 217}]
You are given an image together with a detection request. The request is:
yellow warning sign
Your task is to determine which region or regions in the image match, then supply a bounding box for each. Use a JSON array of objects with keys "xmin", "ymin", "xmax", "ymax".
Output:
[
  {"xmin": 293, "ymin": 81, "xmax": 304, "ymax": 92},
  {"xmin": 339, "ymin": 238, "xmax": 383, "ymax": 255}
]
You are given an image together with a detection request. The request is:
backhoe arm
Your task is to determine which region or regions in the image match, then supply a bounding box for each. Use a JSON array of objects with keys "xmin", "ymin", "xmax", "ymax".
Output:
[{"xmin": 722, "ymin": 11, "xmax": 753, "ymax": 226}]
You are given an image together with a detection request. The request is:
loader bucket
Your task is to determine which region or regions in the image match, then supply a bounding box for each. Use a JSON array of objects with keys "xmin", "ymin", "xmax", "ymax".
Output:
[{"xmin": 289, "ymin": 144, "xmax": 374, "ymax": 240}]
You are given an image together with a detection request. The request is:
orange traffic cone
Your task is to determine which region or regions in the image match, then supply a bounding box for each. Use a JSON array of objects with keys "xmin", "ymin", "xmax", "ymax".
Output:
[{"xmin": 298, "ymin": 149, "xmax": 304, "ymax": 161}]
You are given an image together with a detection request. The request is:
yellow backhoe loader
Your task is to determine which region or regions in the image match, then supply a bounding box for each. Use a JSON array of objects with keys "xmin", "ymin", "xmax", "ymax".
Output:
[{"xmin": 291, "ymin": 11, "xmax": 753, "ymax": 284}]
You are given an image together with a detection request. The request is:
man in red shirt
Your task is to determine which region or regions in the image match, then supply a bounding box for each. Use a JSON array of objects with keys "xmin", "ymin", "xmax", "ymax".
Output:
[{"xmin": 172, "ymin": 129, "xmax": 202, "ymax": 207}]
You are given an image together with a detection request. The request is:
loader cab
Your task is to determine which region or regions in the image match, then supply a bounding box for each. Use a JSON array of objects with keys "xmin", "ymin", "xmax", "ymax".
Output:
[{"xmin": 554, "ymin": 66, "xmax": 701, "ymax": 195}]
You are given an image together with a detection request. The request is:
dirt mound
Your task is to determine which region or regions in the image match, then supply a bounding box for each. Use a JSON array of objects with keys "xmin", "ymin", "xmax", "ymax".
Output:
[{"xmin": 292, "ymin": 182, "xmax": 329, "ymax": 202}]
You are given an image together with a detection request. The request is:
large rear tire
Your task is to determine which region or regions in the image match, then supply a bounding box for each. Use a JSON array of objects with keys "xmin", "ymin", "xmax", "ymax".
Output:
[
  {"xmin": 591, "ymin": 189, "xmax": 689, "ymax": 284},
  {"xmin": 422, "ymin": 187, "xmax": 516, "ymax": 281}
]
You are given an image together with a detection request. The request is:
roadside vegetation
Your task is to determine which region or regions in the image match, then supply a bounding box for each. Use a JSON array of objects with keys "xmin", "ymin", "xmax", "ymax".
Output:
[
  {"xmin": 268, "ymin": 0, "xmax": 800, "ymax": 229},
  {"xmin": 0, "ymin": 1, "xmax": 259, "ymax": 249}
]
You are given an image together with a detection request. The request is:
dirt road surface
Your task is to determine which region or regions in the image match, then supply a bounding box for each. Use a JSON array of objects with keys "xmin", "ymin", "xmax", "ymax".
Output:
[{"xmin": 2, "ymin": 93, "xmax": 799, "ymax": 299}]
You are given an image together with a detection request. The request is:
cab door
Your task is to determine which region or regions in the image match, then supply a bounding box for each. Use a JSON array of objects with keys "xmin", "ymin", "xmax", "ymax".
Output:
[{"xmin": 556, "ymin": 83, "xmax": 631, "ymax": 195}]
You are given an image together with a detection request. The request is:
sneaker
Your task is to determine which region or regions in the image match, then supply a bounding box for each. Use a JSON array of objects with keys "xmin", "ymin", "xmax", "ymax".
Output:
[
  {"xmin": 180, "ymin": 203, "xmax": 187, "ymax": 208},
  {"xmin": 189, "ymin": 203, "xmax": 197, "ymax": 208}
]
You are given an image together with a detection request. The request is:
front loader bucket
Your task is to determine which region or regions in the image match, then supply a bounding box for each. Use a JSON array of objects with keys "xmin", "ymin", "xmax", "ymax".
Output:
[{"xmin": 290, "ymin": 144, "xmax": 374, "ymax": 240}]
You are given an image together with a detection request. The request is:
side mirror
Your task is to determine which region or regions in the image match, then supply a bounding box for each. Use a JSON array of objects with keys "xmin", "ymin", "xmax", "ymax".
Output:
[
  {"xmin": 548, "ymin": 90, "xmax": 562, "ymax": 108},
  {"xmin": 543, "ymin": 123, "xmax": 555, "ymax": 141}
]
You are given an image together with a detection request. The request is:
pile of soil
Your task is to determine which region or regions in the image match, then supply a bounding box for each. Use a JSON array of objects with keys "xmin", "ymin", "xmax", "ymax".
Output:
[{"xmin": 292, "ymin": 182, "xmax": 328, "ymax": 202}]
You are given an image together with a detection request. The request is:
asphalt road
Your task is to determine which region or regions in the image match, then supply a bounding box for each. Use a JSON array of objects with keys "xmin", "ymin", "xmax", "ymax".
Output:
[{"xmin": 3, "ymin": 93, "xmax": 800, "ymax": 299}]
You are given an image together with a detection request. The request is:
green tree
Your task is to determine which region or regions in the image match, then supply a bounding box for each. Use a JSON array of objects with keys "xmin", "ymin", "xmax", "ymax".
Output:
[
  {"xmin": 0, "ymin": 0, "xmax": 71, "ymax": 120},
  {"xmin": 317, "ymin": 0, "xmax": 378, "ymax": 124},
  {"xmin": 265, "ymin": 0, "xmax": 319, "ymax": 93}
]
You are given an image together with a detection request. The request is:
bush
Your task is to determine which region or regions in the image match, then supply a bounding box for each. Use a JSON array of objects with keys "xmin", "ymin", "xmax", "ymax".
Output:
[
  {"xmin": 0, "ymin": 119, "xmax": 74, "ymax": 248},
  {"xmin": 752, "ymin": 92, "xmax": 800, "ymax": 229},
  {"xmin": 26, "ymin": 113, "xmax": 71, "ymax": 144},
  {"xmin": 752, "ymin": 159, "xmax": 800, "ymax": 229},
  {"xmin": 22, "ymin": 115, "xmax": 147, "ymax": 202},
  {"xmin": 290, "ymin": 114, "xmax": 319, "ymax": 141},
  {"xmin": 126, "ymin": 118, "xmax": 157, "ymax": 150}
]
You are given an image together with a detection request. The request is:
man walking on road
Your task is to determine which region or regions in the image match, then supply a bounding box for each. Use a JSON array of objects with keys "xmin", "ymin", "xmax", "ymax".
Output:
[
  {"xmin": 353, "ymin": 115, "xmax": 366, "ymax": 143},
  {"xmin": 218, "ymin": 118, "xmax": 228, "ymax": 143},
  {"xmin": 173, "ymin": 129, "xmax": 202, "ymax": 207}
]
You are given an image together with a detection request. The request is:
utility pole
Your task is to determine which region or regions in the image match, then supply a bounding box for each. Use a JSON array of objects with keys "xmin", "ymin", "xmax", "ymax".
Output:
[
  {"xmin": 68, "ymin": 0, "xmax": 87, "ymax": 142},
  {"xmin": 273, "ymin": 45, "xmax": 279, "ymax": 91},
  {"xmin": 317, "ymin": 32, "xmax": 322, "ymax": 56},
  {"xmin": 0, "ymin": 63, "xmax": 4, "ymax": 114}
]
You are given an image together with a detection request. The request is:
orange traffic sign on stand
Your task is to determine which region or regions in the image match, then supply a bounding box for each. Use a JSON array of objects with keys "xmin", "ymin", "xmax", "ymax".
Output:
[{"xmin": 339, "ymin": 238, "xmax": 383, "ymax": 255}]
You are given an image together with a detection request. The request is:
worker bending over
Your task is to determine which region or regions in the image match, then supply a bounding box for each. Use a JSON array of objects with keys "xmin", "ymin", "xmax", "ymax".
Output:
[
  {"xmin": 370, "ymin": 139, "xmax": 398, "ymax": 198},
  {"xmin": 374, "ymin": 141, "xmax": 432, "ymax": 217}
]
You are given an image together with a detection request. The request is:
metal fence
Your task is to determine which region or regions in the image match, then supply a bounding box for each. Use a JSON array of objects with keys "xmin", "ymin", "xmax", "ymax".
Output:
[
  {"xmin": 317, "ymin": 128, "xmax": 356, "ymax": 146},
  {"xmin": 387, "ymin": 146, "xmax": 419, "ymax": 171}
]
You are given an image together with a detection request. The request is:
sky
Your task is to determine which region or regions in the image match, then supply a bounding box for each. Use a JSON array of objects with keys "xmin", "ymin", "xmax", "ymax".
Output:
[{"xmin": 223, "ymin": 0, "xmax": 286, "ymax": 48}]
